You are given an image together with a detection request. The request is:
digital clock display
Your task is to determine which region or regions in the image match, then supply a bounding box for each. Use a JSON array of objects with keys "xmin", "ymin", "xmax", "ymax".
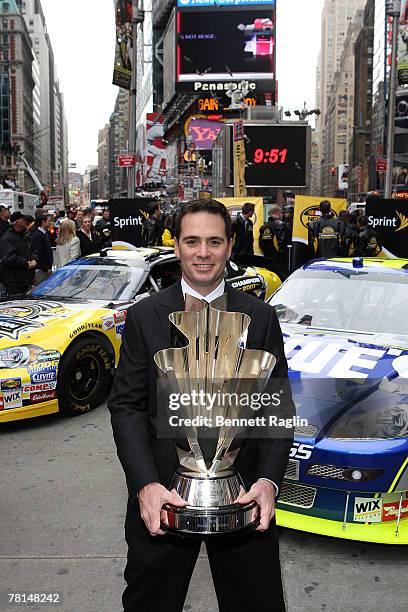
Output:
[{"xmin": 228, "ymin": 124, "xmax": 309, "ymax": 187}]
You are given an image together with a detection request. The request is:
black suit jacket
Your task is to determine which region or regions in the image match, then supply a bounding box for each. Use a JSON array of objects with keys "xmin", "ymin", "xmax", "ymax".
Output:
[
  {"xmin": 29, "ymin": 228, "xmax": 53, "ymax": 271},
  {"xmin": 108, "ymin": 281, "xmax": 293, "ymax": 497}
]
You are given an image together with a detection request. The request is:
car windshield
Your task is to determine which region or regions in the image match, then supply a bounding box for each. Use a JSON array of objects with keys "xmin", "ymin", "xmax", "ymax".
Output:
[
  {"xmin": 269, "ymin": 268, "xmax": 408, "ymax": 336},
  {"xmin": 31, "ymin": 258, "xmax": 147, "ymax": 301}
]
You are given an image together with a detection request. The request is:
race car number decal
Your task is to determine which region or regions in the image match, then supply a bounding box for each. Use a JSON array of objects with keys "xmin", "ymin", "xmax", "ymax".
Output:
[{"xmin": 289, "ymin": 442, "xmax": 314, "ymax": 460}]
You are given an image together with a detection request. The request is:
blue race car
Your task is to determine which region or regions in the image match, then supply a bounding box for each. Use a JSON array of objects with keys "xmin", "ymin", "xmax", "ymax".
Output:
[{"xmin": 269, "ymin": 258, "xmax": 408, "ymax": 544}]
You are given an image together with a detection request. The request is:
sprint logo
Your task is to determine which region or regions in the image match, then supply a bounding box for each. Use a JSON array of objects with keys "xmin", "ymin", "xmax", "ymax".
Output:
[{"xmin": 368, "ymin": 211, "xmax": 408, "ymax": 231}]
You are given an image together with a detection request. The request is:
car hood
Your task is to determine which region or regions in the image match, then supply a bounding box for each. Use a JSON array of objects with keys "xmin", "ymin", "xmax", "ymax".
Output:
[
  {"xmin": 0, "ymin": 299, "xmax": 111, "ymax": 348},
  {"xmin": 282, "ymin": 324, "xmax": 408, "ymax": 439}
]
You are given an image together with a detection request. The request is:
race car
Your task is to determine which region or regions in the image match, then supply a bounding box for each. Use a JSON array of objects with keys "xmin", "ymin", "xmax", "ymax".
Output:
[
  {"xmin": 269, "ymin": 257, "xmax": 408, "ymax": 544},
  {"xmin": 0, "ymin": 247, "xmax": 280, "ymax": 423}
]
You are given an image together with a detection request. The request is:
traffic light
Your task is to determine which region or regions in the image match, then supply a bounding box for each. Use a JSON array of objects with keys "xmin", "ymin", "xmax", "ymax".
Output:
[{"xmin": 330, "ymin": 166, "xmax": 336, "ymax": 177}]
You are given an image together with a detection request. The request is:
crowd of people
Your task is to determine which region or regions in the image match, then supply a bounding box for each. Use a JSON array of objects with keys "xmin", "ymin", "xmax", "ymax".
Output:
[
  {"xmin": 0, "ymin": 205, "xmax": 112, "ymax": 298},
  {"xmin": 0, "ymin": 196, "xmax": 382, "ymax": 300},
  {"xmin": 307, "ymin": 200, "xmax": 381, "ymax": 259}
]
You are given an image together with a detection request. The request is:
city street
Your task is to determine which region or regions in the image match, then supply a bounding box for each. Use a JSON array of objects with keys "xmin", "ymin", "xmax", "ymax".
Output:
[{"xmin": 1, "ymin": 405, "xmax": 407, "ymax": 612}]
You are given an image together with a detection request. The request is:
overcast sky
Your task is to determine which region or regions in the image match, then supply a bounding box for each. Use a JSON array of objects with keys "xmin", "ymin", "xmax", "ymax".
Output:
[{"xmin": 40, "ymin": 0, "xmax": 324, "ymax": 174}]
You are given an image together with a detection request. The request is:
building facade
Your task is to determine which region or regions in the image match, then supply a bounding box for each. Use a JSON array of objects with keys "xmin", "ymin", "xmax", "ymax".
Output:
[
  {"xmin": 0, "ymin": 0, "xmax": 35, "ymax": 191},
  {"xmin": 315, "ymin": 0, "xmax": 367, "ymax": 194},
  {"xmin": 97, "ymin": 124, "xmax": 109, "ymax": 199},
  {"xmin": 321, "ymin": 10, "xmax": 364, "ymax": 196}
]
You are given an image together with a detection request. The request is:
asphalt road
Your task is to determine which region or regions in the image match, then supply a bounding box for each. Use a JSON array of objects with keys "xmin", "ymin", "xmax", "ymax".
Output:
[{"xmin": 1, "ymin": 404, "xmax": 407, "ymax": 612}]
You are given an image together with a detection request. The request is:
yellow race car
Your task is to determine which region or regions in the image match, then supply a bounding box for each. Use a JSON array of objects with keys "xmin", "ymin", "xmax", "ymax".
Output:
[{"xmin": 0, "ymin": 248, "xmax": 281, "ymax": 423}]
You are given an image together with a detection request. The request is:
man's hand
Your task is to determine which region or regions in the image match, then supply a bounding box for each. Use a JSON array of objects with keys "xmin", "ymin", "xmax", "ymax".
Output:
[
  {"xmin": 138, "ymin": 482, "xmax": 186, "ymax": 536},
  {"xmin": 28, "ymin": 260, "xmax": 37, "ymax": 269},
  {"xmin": 235, "ymin": 480, "xmax": 276, "ymax": 532}
]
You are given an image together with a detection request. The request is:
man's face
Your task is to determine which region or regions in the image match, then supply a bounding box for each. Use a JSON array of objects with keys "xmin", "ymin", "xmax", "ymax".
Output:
[
  {"xmin": 174, "ymin": 212, "xmax": 232, "ymax": 296},
  {"xmin": 0, "ymin": 208, "xmax": 10, "ymax": 222},
  {"xmin": 76, "ymin": 211, "xmax": 84, "ymax": 223},
  {"xmin": 103, "ymin": 210, "xmax": 110, "ymax": 220},
  {"xmin": 82, "ymin": 217, "xmax": 92, "ymax": 231},
  {"xmin": 13, "ymin": 218, "xmax": 27, "ymax": 233}
]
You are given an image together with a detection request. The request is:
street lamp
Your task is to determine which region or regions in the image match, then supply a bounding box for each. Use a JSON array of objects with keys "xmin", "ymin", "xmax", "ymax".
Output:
[{"xmin": 384, "ymin": 0, "xmax": 402, "ymax": 199}]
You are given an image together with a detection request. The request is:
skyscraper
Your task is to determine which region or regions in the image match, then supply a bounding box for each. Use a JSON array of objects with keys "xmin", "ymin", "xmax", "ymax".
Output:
[{"xmin": 315, "ymin": 0, "xmax": 367, "ymax": 194}]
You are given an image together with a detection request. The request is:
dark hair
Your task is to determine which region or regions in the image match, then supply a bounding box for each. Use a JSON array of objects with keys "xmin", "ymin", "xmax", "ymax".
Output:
[
  {"xmin": 338, "ymin": 210, "xmax": 349, "ymax": 222},
  {"xmin": 357, "ymin": 214, "xmax": 368, "ymax": 228},
  {"xmin": 148, "ymin": 201, "xmax": 160, "ymax": 217},
  {"xmin": 83, "ymin": 207, "xmax": 93, "ymax": 217},
  {"xmin": 175, "ymin": 199, "xmax": 232, "ymax": 240},
  {"xmin": 319, "ymin": 200, "xmax": 331, "ymax": 215},
  {"xmin": 242, "ymin": 202, "xmax": 255, "ymax": 215},
  {"xmin": 35, "ymin": 210, "xmax": 47, "ymax": 226}
]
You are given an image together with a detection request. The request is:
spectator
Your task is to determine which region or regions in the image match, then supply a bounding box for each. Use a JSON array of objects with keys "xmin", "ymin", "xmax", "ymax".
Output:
[
  {"xmin": 162, "ymin": 213, "xmax": 175, "ymax": 247},
  {"xmin": 231, "ymin": 202, "xmax": 255, "ymax": 257},
  {"xmin": 29, "ymin": 210, "xmax": 54, "ymax": 283},
  {"xmin": 0, "ymin": 205, "xmax": 11, "ymax": 239},
  {"xmin": 338, "ymin": 210, "xmax": 359, "ymax": 256},
  {"xmin": 0, "ymin": 212, "xmax": 37, "ymax": 296},
  {"xmin": 308, "ymin": 200, "xmax": 345, "ymax": 258},
  {"xmin": 77, "ymin": 216, "xmax": 102, "ymax": 256},
  {"xmin": 75, "ymin": 210, "xmax": 84, "ymax": 229},
  {"xmin": 142, "ymin": 201, "xmax": 162, "ymax": 247},
  {"xmin": 95, "ymin": 209, "xmax": 111, "ymax": 247},
  {"xmin": 355, "ymin": 215, "xmax": 382, "ymax": 256},
  {"xmin": 259, "ymin": 206, "xmax": 290, "ymax": 260},
  {"xmin": 55, "ymin": 209, "xmax": 66, "ymax": 228},
  {"xmin": 55, "ymin": 219, "xmax": 81, "ymax": 268},
  {"xmin": 67, "ymin": 207, "xmax": 77, "ymax": 223}
]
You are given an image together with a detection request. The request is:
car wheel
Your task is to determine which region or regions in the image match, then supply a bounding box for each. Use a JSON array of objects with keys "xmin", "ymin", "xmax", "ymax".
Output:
[{"xmin": 58, "ymin": 337, "xmax": 113, "ymax": 416}]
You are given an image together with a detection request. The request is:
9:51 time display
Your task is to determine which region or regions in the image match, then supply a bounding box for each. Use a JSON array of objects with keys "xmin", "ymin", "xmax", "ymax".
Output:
[{"xmin": 253, "ymin": 148, "xmax": 288, "ymax": 164}]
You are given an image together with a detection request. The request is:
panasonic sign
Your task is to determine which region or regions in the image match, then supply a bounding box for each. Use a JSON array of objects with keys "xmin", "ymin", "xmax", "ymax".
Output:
[{"xmin": 194, "ymin": 82, "xmax": 257, "ymax": 92}]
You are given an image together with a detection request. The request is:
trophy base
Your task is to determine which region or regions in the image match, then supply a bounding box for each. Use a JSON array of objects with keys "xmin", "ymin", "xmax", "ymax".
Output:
[{"xmin": 162, "ymin": 469, "xmax": 259, "ymax": 535}]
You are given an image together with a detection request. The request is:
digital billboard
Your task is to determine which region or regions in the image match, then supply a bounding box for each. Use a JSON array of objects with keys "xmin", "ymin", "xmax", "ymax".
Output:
[
  {"xmin": 176, "ymin": 2, "xmax": 276, "ymax": 93},
  {"xmin": 228, "ymin": 124, "xmax": 310, "ymax": 188}
]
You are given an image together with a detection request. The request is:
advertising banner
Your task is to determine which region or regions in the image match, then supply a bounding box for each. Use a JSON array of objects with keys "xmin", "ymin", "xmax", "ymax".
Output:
[
  {"xmin": 366, "ymin": 197, "xmax": 408, "ymax": 258},
  {"xmin": 185, "ymin": 117, "xmax": 224, "ymax": 150},
  {"xmin": 398, "ymin": 1, "xmax": 408, "ymax": 85},
  {"xmin": 175, "ymin": 3, "xmax": 276, "ymax": 94},
  {"xmin": 144, "ymin": 113, "xmax": 167, "ymax": 183},
  {"xmin": 215, "ymin": 196, "xmax": 263, "ymax": 254},
  {"xmin": 292, "ymin": 195, "xmax": 347, "ymax": 270},
  {"xmin": 233, "ymin": 121, "xmax": 247, "ymax": 197},
  {"xmin": 110, "ymin": 198, "xmax": 153, "ymax": 248},
  {"xmin": 112, "ymin": 0, "xmax": 133, "ymax": 89},
  {"xmin": 338, "ymin": 164, "xmax": 349, "ymax": 190}
]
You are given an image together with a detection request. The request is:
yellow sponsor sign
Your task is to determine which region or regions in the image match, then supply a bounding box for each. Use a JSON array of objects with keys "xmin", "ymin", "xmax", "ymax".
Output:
[
  {"xmin": 215, "ymin": 197, "xmax": 263, "ymax": 255},
  {"xmin": 293, "ymin": 195, "xmax": 347, "ymax": 245},
  {"xmin": 233, "ymin": 121, "xmax": 247, "ymax": 198}
]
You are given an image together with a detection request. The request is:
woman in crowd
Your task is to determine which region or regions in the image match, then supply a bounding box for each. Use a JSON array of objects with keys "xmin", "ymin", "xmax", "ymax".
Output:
[
  {"xmin": 77, "ymin": 215, "xmax": 102, "ymax": 256},
  {"xmin": 55, "ymin": 219, "xmax": 81, "ymax": 268}
]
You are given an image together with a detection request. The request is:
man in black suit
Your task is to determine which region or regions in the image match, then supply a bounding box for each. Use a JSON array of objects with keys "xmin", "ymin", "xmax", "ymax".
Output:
[
  {"xmin": 231, "ymin": 201, "xmax": 255, "ymax": 258},
  {"xmin": 108, "ymin": 199, "xmax": 293, "ymax": 612},
  {"xmin": 29, "ymin": 210, "xmax": 53, "ymax": 283}
]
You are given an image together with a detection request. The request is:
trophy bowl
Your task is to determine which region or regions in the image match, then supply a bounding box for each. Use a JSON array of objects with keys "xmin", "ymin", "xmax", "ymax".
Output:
[{"xmin": 154, "ymin": 294, "xmax": 276, "ymax": 536}]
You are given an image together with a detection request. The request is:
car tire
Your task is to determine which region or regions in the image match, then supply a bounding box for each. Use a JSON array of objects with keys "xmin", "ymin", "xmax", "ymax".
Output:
[{"xmin": 57, "ymin": 336, "xmax": 113, "ymax": 416}]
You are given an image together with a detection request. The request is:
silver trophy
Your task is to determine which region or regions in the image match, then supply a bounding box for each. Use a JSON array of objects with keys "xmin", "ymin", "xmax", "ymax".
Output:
[{"xmin": 154, "ymin": 294, "xmax": 276, "ymax": 535}]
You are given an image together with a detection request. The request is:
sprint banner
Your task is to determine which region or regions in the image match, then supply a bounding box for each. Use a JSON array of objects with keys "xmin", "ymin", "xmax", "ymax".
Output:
[
  {"xmin": 292, "ymin": 195, "xmax": 346, "ymax": 270},
  {"xmin": 366, "ymin": 197, "xmax": 408, "ymax": 258},
  {"xmin": 110, "ymin": 198, "xmax": 153, "ymax": 248}
]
